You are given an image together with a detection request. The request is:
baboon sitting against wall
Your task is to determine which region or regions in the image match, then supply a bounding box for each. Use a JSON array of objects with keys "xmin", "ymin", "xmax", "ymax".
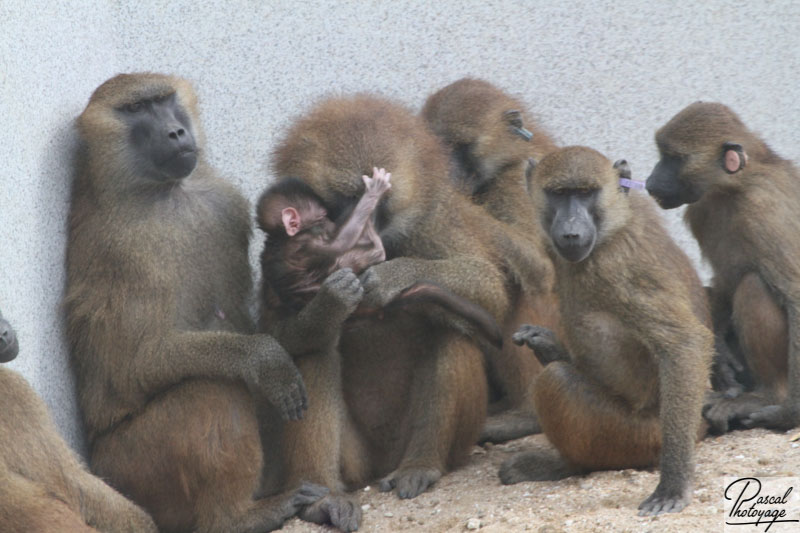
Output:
[
  {"xmin": 646, "ymin": 101, "xmax": 800, "ymax": 432},
  {"xmin": 500, "ymin": 147, "xmax": 713, "ymax": 516},
  {"xmin": 64, "ymin": 73, "xmax": 328, "ymax": 533},
  {"xmin": 0, "ymin": 309, "xmax": 157, "ymax": 533}
]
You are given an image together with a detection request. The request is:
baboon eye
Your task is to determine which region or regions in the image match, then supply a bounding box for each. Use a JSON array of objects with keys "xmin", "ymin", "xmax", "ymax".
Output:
[{"xmin": 125, "ymin": 101, "xmax": 144, "ymax": 113}]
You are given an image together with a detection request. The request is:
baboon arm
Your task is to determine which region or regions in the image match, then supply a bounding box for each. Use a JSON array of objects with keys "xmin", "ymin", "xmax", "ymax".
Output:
[
  {"xmin": 496, "ymin": 224, "xmax": 555, "ymax": 296},
  {"xmin": 360, "ymin": 255, "xmax": 508, "ymax": 320},
  {"xmin": 626, "ymin": 293, "xmax": 711, "ymax": 490},
  {"xmin": 265, "ymin": 285, "xmax": 356, "ymax": 356},
  {"xmin": 133, "ymin": 330, "xmax": 286, "ymax": 396}
]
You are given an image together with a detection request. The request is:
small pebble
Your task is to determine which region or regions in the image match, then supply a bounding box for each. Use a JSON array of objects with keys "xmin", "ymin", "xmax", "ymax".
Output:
[
  {"xmin": 466, "ymin": 518, "xmax": 481, "ymax": 530},
  {"xmin": 363, "ymin": 486, "xmax": 370, "ymax": 492},
  {"xmin": 384, "ymin": 511, "xmax": 394, "ymax": 518},
  {"xmin": 361, "ymin": 504, "xmax": 370, "ymax": 512}
]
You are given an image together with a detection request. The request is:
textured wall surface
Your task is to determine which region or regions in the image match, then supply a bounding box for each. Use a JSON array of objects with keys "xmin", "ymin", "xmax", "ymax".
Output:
[{"xmin": 1, "ymin": 0, "xmax": 798, "ymax": 451}]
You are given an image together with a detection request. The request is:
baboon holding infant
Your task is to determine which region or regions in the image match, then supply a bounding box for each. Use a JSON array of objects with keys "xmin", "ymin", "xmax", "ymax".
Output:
[
  {"xmin": 64, "ymin": 73, "xmax": 327, "ymax": 533},
  {"xmin": 501, "ymin": 146, "xmax": 713, "ymax": 516},
  {"xmin": 0, "ymin": 309, "xmax": 157, "ymax": 532},
  {"xmin": 260, "ymin": 94, "xmax": 521, "ymax": 530}
]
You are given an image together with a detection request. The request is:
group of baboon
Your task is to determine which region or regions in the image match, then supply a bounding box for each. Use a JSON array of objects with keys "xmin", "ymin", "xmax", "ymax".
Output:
[{"xmin": 1, "ymin": 72, "xmax": 798, "ymax": 532}]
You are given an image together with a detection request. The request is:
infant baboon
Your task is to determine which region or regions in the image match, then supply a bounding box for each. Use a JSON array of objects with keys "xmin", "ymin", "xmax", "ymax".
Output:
[
  {"xmin": 646, "ymin": 101, "xmax": 800, "ymax": 432},
  {"xmin": 64, "ymin": 73, "xmax": 326, "ymax": 533},
  {"xmin": 500, "ymin": 147, "xmax": 713, "ymax": 516},
  {"xmin": 0, "ymin": 309, "xmax": 157, "ymax": 533},
  {"xmin": 258, "ymin": 168, "xmax": 501, "ymax": 346}
]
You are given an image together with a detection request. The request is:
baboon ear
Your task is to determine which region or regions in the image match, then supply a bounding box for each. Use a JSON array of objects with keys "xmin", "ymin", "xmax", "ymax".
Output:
[
  {"xmin": 504, "ymin": 109, "xmax": 533, "ymax": 141},
  {"xmin": 281, "ymin": 207, "xmax": 302, "ymax": 236},
  {"xmin": 614, "ymin": 159, "xmax": 644, "ymax": 194},
  {"xmin": 722, "ymin": 142, "xmax": 748, "ymax": 174},
  {"xmin": 613, "ymin": 159, "xmax": 631, "ymax": 180}
]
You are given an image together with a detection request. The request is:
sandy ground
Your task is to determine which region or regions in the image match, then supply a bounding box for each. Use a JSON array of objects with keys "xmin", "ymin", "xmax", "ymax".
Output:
[{"xmin": 281, "ymin": 428, "xmax": 800, "ymax": 532}]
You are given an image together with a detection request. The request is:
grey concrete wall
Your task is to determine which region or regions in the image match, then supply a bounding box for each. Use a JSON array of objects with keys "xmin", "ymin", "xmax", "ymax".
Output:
[{"xmin": 1, "ymin": 0, "xmax": 798, "ymax": 451}]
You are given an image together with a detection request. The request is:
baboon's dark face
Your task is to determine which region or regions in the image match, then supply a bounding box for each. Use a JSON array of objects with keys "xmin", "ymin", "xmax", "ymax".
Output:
[
  {"xmin": 117, "ymin": 92, "xmax": 197, "ymax": 181},
  {"xmin": 543, "ymin": 188, "xmax": 600, "ymax": 263},
  {"xmin": 0, "ymin": 312, "xmax": 19, "ymax": 363},
  {"xmin": 645, "ymin": 153, "xmax": 704, "ymax": 209}
]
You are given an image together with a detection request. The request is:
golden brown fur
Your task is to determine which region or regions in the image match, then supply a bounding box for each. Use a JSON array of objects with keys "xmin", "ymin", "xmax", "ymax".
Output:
[
  {"xmin": 64, "ymin": 73, "xmax": 320, "ymax": 533},
  {"xmin": 651, "ymin": 102, "xmax": 800, "ymax": 431},
  {"xmin": 500, "ymin": 146, "xmax": 713, "ymax": 516},
  {"xmin": 261, "ymin": 94, "xmax": 516, "ymax": 527},
  {"xmin": 0, "ymin": 362, "xmax": 156, "ymax": 532},
  {"xmin": 422, "ymin": 78, "xmax": 561, "ymax": 441}
]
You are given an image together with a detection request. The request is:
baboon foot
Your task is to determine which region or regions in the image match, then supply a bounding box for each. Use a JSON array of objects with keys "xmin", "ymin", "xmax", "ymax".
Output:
[
  {"xmin": 499, "ymin": 449, "xmax": 578, "ymax": 484},
  {"xmin": 378, "ymin": 467, "xmax": 441, "ymax": 499},
  {"xmin": 637, "ymin": 481, "xmax": 691, "ymax": 516},
  {"xmin": 703, "ymin": 391, "xmax": 772, "ymax": 434},
  {"xmin": 299, "ymin": 492, "xmax": 362, "ymax": 532}
]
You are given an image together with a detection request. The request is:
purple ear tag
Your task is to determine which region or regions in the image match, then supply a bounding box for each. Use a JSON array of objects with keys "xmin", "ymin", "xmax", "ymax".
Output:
[{"xmin": 619, "ymin": 178, "xmax": 646, "ymax": 190}]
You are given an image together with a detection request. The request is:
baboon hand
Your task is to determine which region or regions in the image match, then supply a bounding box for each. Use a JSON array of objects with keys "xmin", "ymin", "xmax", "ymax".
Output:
[
  {"xmin": 360, "ymin": 262, "xmax": 406, "ymax": 308},
  {"xmin": 318, "ymin": 268, "xmax": 364, "ymax": 317},
  {"xmin": 247, "ymin": 338, "xmax": 308, "ymax": 421},
  {"xmin": 512, "ymin": 324, "xmax": 567, "ymax": 365},
  {"xmin": 637, "ymin": 481, "xmax": 691, "ymax": 516},
  {"xmin": 362, "ymin": 166, "xmax": 392, "ymax": 197},
  {"xmin": 741, "ymin": 403, "xmax": 800, "ymax": 431}
]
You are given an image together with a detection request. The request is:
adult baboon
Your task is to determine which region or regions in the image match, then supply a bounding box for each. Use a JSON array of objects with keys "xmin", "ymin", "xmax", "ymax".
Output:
[
  {"xmin": 0, "ymin": 309, "xmax": 157, "ymax": 533},
  {"xmin": 499, "ymin": 147, "xmax": 713, "ymax": 516},
  {"xmin": 64, "ymin": 73, "xmax": 327, "ymax": 533},
  {"xmin": 422, "ymin": 78, "xmax": 560, "ymax": 442},
  {"xmin": 646, "ymin": 101, "xmax": 800, "ymax": 432},
  {"xmin": 262, "ymin": 94, "xmax": 511, "ymax": 528}
]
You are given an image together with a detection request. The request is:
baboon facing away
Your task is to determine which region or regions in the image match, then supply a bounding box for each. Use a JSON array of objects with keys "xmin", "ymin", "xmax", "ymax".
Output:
[
  {"xmin": 64, "ymin": 73, "xmax": 327, "ymax": 533},
  {"xmin": 262, "ymin": 94, "xmax": 513, "ymax": 529},
  {"xmin": 499, "ymin": 147, "xmax": 713, "ymax": 516},
  {"xmin": 0, "ymin": 309, "xmax": 157, "ymax": 533},
  {"xmin": 422, "ymin": 78, "xmax": 560, "ymax": 442},
  {"xmin": 646, "ymin": 101, "xmax": 800, "ymax": 432}
]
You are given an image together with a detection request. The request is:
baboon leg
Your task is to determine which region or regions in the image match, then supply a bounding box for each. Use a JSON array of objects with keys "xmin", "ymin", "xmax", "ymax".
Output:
[
  {"xmin": 285, "ymin": 352, "xmax": 362, "ymax": 533},
  {"xmin": 732, "ymin": 272, "xmax": 789, "ymax": 395},
  {"xmin": 703, "ymin": 274, "xmax": 789, "ymax": 433},
  {"xmin": 70, "ymin": 468, "xmax": 156, "ymax": 532},
  {"xmin": 379, "ymin": 334, "xmax": 487, "ymax": 499},
  {"xmin": 482, "ymin": 293, "xmax": 557, "ymax": 442},
  {"xmin": 0, "ymin": 470, "xmax": 97, "ymax": 533},
  {"xmin": 533, "ymin": 361, "xmax": 661, "ymax": 471},
  {"xmin": 93, "ymin": 383, "xmax": 310, "ymax": 533}
]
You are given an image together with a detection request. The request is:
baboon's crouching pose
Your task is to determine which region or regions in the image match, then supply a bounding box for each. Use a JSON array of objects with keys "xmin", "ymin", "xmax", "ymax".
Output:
[
  {"xmin": 500, "ymin": 147, "xmax": 713, "ymax": 516},
  {"xmin": 646, "ymin": 101, "xmax": 800, "ymax": 432}
]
